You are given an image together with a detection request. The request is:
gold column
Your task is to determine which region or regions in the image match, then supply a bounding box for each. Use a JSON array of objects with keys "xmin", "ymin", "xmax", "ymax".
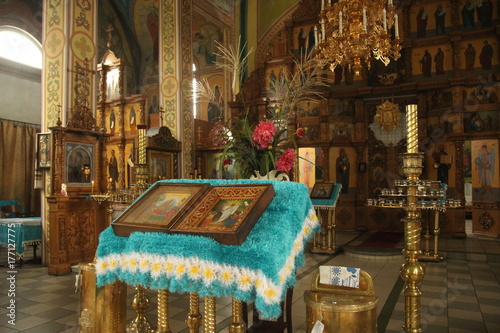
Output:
[
  {"xmin": 157, "ymin": 289, "xmax": 172, "ymax": 333},
  {"xmin": 127, "ymin": 285, "xmax": 153, "ymax": 333},
  {"xmin": 228, "ymin": 299, "xmax": 246, "ymax": 333},
  {"xmin": 203, "ymin": 297, "xmax": 216, "ymax": 333},
  {"xmin": 186, "ymin": 293, "xmax": 202, "ymax": 333}
]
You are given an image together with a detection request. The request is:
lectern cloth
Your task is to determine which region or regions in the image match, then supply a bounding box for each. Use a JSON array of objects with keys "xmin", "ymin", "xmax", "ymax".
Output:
[{"xmin": 95, "ymin": 179, "xmax": 319, "ymax": 319}]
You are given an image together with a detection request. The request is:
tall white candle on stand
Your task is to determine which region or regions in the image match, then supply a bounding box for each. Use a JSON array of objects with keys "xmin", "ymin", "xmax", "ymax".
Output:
[
  {"xmin": 383, "ymin": 9, "xmax": 387, "ymax": 31},
  {"xmin": 363, "ymin": 8, "xmax": 367, "ymax": 31},
  {"xmin": 339, "ymin": 11, "xmax": 343, "ymax": 34},
  {"xmin": 394, "ymin": 14, "xmax": 399, "ymax": 37}
]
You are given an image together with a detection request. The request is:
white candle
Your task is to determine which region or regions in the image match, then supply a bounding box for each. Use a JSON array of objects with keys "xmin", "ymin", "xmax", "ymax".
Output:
[
  {"xmin": 339, "ymin": 11, "xmax": 343, "ymax": 34},
  {"xmin": 383, "ymin": 9, "xmax": 387, "ymax": 31},
  {"xmin": 388, "ymin": 0, "xmax": 393, "ymax": 6},
  {"xmin": 394, "ymin": 14, "xmax": 399, "ymax": 37},
  {"xmin": 321, "ymin": 0, "xmax": 324, "ymax": 11},
  {"xmin": 363, "ymin": 8, "xmax": 367, "ymax": 31},
  {"xmin": 91, "ymin": 180, "xmax": 94, "ymax": 194},
  {"xmin": 314, "ymin": 26, "xmax": 319, "ymax": 44},
  {"xmin": 322, "ymin": 22, "xmax": 326, "ymax": 40}
]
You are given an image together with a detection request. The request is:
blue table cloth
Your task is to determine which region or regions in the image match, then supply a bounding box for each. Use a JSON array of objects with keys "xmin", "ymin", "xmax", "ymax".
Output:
[
  {"xmin": 0, "ymin": 217, "xmax": 42, "ymax": 256},
  {"xmin": 96, "ymin": 179, "xmax": 319, "ymax": 319}
]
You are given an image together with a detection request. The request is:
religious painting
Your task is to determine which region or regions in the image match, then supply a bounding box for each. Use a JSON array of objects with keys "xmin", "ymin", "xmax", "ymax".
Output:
[
  {"xmin": 106, "ymin": 68, "xmax": 120, "ymax": 100},
  {"xmin": 192, "ymin": 11, "xmax": 223, "ymax": 70},
  {"xmin": 208, "ymin": 0, "xmax": 233, "ymax": 16},
  {"xmin": 36, "ymin": 133, "xmax": 51, "ymax": 169},
  {"xmin": 65, "ymin": 142, "xmax": 94, "ymax": 186},
  {"xmin": 292, "ymin": 24, "xmax": 318, "ymax": 56},
  {"xmin": 464, "ymin": 84, "xmax": 498, "ymax": 106},
  {"xmin": 124, "ymin": 104, "xmax": 137, "ymax": 135},
  {"xmin": 426, "ymin": 88, "xmax": 453, "ymax": 110},
  {"xmin": 148, "ymin": 149, "xmax": 174, "ymax": 183},
  {"xmin": 329, "ymin": 147, "xmax": 356, "ymax": 197},
  {"xmin": 298, "ymin": 148, "xmax": 316, "ymax": 190},
  {"xmin": 330, "ymin": 122, "xmax": 353, "ymax": 142},
  {"xmin": 195, "ymin": 73, "xmax": 225, "ymax": 122},
  {"xmin": 265, "ymin": 64, "xmax": 289, "ymax": 95},
  {"xmin": 296, "ymin": 100, "xmax": 320, "ymax": 118},
  {"xmin": 170, "ymin": 184, "xmax": 275, "ymax": 245},
  {"xmin": 310, "ymin": 182, "xmax": 335, "ymax": 199},
  {"xmin": 329, "ymin": 98, "xmax": 354, "ymax": 117},
  {"xmin": 106, "ymin": 145, "xmax": 120, "ymax": 191},
  {"xmin": 410, "ymin": 2, "xmax": 451, "ymax": 39},
  {"xmin": 471, "ymin": 140, "xmax": 498, "ymax": 202},
  {"xmin": 133, "ymin": 0, "xmax": 159, "ymax": 84},
  {"xmin": 204, "ymin": 152, "xmax": 239, "ymax": 180},
  {"xmin": 112, "ymin": 182, "xmax": 211, "ymax": 237},
  {"xmin": 412, "ymin": 46, "xmax": 452, "ymax": 79},
  {"xmin": 461, "ymin": 39, "xmax": 498, "ymax": 73},
  {"xmin": 460, "ymin": 0, "xmax": 495, "ymax": 31},
  {"xmin": 464, "ymin": 110, "xmax": 499, "ymax": 133}
]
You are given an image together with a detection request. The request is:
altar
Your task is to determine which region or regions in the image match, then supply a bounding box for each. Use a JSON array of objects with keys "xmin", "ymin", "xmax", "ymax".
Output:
[
  {"xmin": 0, "ymin": 217, "xmax": 42, "ymax": 263},
  {"xmin": 95, "ymin": 179, "xmax": 319, "ymax": 326}
]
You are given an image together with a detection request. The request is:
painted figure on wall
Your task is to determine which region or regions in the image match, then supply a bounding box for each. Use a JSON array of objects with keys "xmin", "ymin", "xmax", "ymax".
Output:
[
  {"xmin": 462, "ymin": 0, "xmax": 475, "ymax": 30},
  {"xmin": 434, "ymin": 48, "xmax": 445, "ymax": 75},
  {"xmin": 433, "ymin": 145, "xmax": 451, "ymax": 184},
  {"xmin": 307, "ymin": 26, "xmax": 316, "ymax": 54},
  {"xmin": 477, "ymin": 0, "xmax": 493, "ymax": 28},
  {"xmin": 416, "ymin": 7, "xmax": 428, "ymax": 37},
  {"xmin": 269, "ymin": 69, "xmax": 277, "ymax": 92},
  {"xmin": 108, "ymin": 149, "xmax": 119, "ymax": 191},
  {"xmin": 464, "ymin": 43, "xmax": 476, "ymax": 71},
  {"xmin": 110, "ymin": 110, "xmax": 116, "ymax": 135},
  {"xmin": 336, "ymin": 149, "xmax": 350, "ymax": 194},
  {"xmin": 420, "ymin": 50, "xmax": 432, "ymax": 77},
  {"xmin": 146, "ymin": 3, "xmax": 159, "ymax": 62},
  {"xmin": 479, "ymin": 41, "xmax": 493, "ymax": 70},
  {"xmin": 334, "ymin": 65, "xmax": 343, "ymax": 85},
  {"xmin": 475, "ymin": 144, "xmax": 495, "ymax": 193},
  {"xmin": 196, "ymin": 24, "xmax": 221, "ymax": 66},
  {"xmin": 130, "ymin": 107, "xmax": 136, "ymax": 134},
  {"xmin": 207, "ymin": 85, "xmax": 224, "ymax": 122},
  {"xmin": 434, "ymin": 4, "xmax": 446, "ymax": 35},
  {"xmin": 298, "ymin": 27, "xmax": 307, "ymax": 51}
]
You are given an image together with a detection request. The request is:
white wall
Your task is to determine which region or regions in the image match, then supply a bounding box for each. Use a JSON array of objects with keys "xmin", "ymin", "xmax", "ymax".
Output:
[{"xmin": 0, "ymin": 58, "xmax": 41, "ymax": 125}]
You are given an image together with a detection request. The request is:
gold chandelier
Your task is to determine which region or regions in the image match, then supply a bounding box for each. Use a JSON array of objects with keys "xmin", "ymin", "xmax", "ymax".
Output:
[{"xmin": 317, "ymin": 0, "xmax": 402, "ymax": 77}]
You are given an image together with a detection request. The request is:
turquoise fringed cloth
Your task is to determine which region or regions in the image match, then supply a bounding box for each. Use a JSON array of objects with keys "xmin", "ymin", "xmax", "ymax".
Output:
[{"xmin": 96, "ymin": 179, "xmax": 319, "ymax": 319}]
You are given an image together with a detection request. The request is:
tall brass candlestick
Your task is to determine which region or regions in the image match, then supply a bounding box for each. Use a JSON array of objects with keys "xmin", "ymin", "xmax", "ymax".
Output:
[
  {"xmin": 406, "ymin": 104, "xmax": 418, "ymax": 154},
  {"xmin": 138, "ymin": 124, "xmax": 147, "ymax": 164}
]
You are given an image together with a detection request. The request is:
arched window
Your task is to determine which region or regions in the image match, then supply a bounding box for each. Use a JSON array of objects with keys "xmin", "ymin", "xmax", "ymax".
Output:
[{"xmin": 0, "ymin": 26, "xmax": 42, "ymax": 69}]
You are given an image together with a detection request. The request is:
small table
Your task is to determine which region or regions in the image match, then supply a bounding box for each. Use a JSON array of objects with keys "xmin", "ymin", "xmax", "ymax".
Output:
[{"xmin": 0, "ymin": 217, "xmax": 42, "ymax": 266}]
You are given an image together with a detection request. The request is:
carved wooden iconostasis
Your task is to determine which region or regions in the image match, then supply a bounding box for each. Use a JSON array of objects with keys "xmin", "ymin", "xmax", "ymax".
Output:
[{"xmin": 221, "ymin": 0, "xmax": 499, "ymax": 237}]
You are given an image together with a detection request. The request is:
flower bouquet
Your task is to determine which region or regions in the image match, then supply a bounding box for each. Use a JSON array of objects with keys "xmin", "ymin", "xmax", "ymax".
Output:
[{"xmin": 194, "ymin": 36, "xmax": 328, "ymax": 180}]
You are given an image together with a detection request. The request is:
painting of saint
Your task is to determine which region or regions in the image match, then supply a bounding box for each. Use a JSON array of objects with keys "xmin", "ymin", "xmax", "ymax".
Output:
[
  {"xmin": 434, "ymin": 48, "xmax": 445, "ymax": 75},
  {"xmin": 479, "ymin": 41, "xmax": 493, "ymax": 70},
  {"xmin": 130, "ymin": 107, "xmax": 137, "ymax": 134},
  {"xmin": 110, "ymin": 110, "xmax": 116, "ymax": 135},
  {"xmin": 464, "ymin": 43, "xmax": 476, "ymax": 71},
  {"xmin": 416, "ymin": 7, "xmax": 428, "ymax": 37},
  {"xmin": 199, "ymin": 199, "xmax": 252, "ymax": 230},
  {"xmin": 420, "ymin": 50, "xmax": 432, "ymax": 77},
  {"xmin": 477, "ymin": 0, "xmax": 493, "ymax": 28},
  {"xmin": 474, "ymin": 144, "xmax": 495, "ymax": 193},
  {"xmin": 336, "ymin": 149, "xmax": 350, "ymax": 194},
  {"xmin": 462, "ymin": 0, "xmax": 475, "ymax": 30},
  {"xmin": 434, "ymin": 4, "xmax": 446, "ymax": 35}
]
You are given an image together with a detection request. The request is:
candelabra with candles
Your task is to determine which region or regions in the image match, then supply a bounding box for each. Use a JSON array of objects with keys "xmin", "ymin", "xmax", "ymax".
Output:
[
  {"xmin": 316, "ymin": 0, "xmax": 402, "ymax": 77},
  {"xmin": 132, "ymin": 124, "xmax": 150, "ymax": 191},
  {"xmin": 366, "ymin": 104, "xmax": 459, "ymax": 332}
]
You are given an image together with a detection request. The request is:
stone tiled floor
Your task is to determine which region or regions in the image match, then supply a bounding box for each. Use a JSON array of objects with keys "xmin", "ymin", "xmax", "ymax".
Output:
[{"xmin": 1, "ymin": 227, "xmax": 499, "ymax": 332}]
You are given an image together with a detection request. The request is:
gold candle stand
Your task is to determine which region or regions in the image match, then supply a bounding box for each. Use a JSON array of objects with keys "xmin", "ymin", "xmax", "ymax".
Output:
[
  {"xmin": 228, "ymin": 299, "xmax": 246, "ymax": 333},
  {"xmin": 203, "ymin": 297, "xmax": 216, "ymax": 333},
  {"xmin": 157, "ymin": 289, "xmax": 172, "ymax": 333},
  {"xmin": 127, "ymin": 284, "xmax": 153, "ymax": 333},
  {"xmin": 186, "ymin": 293, "xmax": 202, "ymax": 333},
  {"xmin": 311, "ymin": 207, "xmax": 337, "ymax": 254}
]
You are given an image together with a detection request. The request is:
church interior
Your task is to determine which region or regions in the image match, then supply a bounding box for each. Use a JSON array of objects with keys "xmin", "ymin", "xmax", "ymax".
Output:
[{"xmin": 0, "ymin": 0, "xmax": 499, "ymax": 332}]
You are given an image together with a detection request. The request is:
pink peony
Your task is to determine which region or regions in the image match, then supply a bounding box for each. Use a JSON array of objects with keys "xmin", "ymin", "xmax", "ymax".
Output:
[
  {"xmin": 276, "ymin": 148, "xmax": 296, "ymax": 172},
  {"xmin": 252, "ymin": 121, "xmax": 277, "ymax": 150}
]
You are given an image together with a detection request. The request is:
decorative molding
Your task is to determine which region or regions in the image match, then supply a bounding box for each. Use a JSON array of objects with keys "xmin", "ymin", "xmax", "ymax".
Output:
[
  {"xmin": 337, "ymin": 208, "xmax": 352, "ymax": 226},
  {"xmin": 473, "ymin": 202, "xmax": 500, "ymax": 210},
  {"xmin": 370, "ymin": 208, "xmax": 387, "ymax": 225},
  {"xmin": 479, "ymin": 211, "xmax": 494, "ymax": 230}
]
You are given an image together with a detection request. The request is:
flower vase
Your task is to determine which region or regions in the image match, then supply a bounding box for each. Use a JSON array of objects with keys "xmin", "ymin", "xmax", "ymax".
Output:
[{"xmin": 250, "ymin": 170, "xmax": 290, "ymax": 181}]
